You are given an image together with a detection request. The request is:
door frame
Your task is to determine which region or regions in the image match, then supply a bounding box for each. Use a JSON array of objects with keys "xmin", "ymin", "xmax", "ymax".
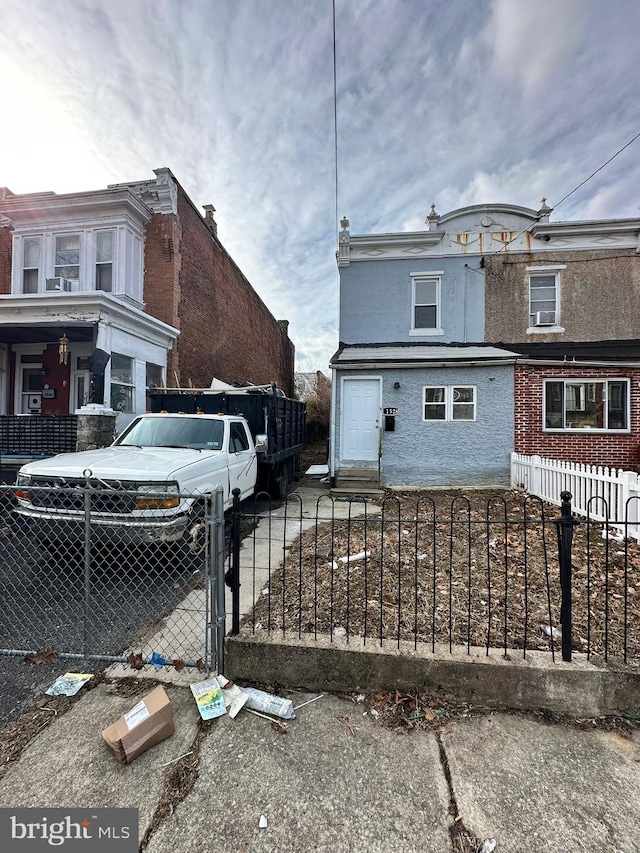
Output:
[
  {"xmin": 13, "ymin": 344, "xmax": 46, "ymax": 415},
  {"xmin": 339, "ymin": 374, "xmax": 382, "ymax": 466}
]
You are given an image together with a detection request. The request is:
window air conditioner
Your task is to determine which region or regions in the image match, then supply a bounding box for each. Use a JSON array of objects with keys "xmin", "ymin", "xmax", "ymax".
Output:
[
  {"xmin": 45, "ymin": 277, "xmax": 72, "ymax": 292},
  {"xmin": 535, "ymin": 310, "xmax": 556, "ymax": 326}
]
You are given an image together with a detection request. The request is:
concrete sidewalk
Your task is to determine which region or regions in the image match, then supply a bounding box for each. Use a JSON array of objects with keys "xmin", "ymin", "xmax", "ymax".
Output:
[{"xmin": 0, "ymin": 678, "xmax": 639, "ymax": 852}]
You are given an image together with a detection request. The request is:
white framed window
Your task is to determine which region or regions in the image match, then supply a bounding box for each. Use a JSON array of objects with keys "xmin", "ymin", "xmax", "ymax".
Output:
[
  {"xmin": 527, "ymin": 265, "xmax": 565, "ymax": 331},
  {"xmin": 55, "ymin": 233, "xmax": 80, "ymax": 282},
  {"xmin": 110, "ymin": 353, "xmax": 135, "ymax": 413},
  {"xmin": 411, "ymin": 271, "xmax": 443, "ymax": 334},
  {"xmin": 544, "ymin": 379, "xmax": 629, "ymax": 431},
  {"xmin": 23, "ymin": 237, "xmax": 41, "ymax": 293},
  {"xmin": 95, "ymin": 230, "xmax": 114, "ymax": 292},
  {"xmin": 423, "ymin": 385, "xmax": 476, "ymax": 422}
]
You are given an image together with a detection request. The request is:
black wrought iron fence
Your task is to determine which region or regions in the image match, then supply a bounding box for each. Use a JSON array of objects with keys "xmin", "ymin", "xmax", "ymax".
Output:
[
  {"xmin": 0, "ymin": 483, "xmax": 226, "ymax": 670},
  {"xmin": 230, "ymin": 489, "xmax": 640, "ymax": 667}
]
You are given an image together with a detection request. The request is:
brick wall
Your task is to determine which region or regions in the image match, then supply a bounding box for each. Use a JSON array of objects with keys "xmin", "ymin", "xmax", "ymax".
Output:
[
  {"xmin": 141, "ymin": 212, "xmax": 182, "ymax": 385},
  {"xmin": 170, "ymin": 186, "xmax": 294, "ymax": 395},
  {"xmin": 0, "ymin": 225, "xmax": 12, "ymax": 294},
  {"xmin": 515, "ymin": 364, "xmax": 640, "ymax": 470}
]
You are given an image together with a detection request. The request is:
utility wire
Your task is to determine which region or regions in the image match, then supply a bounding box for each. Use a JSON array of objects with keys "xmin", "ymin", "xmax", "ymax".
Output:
[
  {"xmin": 332, "ymin": 0, "xmax": 339, "ymax": 243},
  {"xmin": 552, "ymin": 130, "xmax": 640, "ymax": 210},
  {"xmin": 489, "ymin": 130, "xmax": 640, "ymax": 256}
]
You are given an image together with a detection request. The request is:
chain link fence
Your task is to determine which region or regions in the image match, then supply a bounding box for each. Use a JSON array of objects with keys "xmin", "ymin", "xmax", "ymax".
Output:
[{"xmin": 0, "ymin": 482, "xmax": 226, "ymax": 670}]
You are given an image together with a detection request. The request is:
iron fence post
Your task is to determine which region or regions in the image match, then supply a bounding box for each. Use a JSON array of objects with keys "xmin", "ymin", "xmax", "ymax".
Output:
[
  {"xmin": 225, "ymin": 487, "xmax": 242, "ymax": 635},
  {"xmin": 83, "ymin": 481, "xmax": 92, "ymax": 657},
  {"xmin": 212, "ymin": 487, "xmax": 226, "ymax": 674},
  {"xmin": 556, "ymin": 490, "xmax": 576, "ymax": 662}
]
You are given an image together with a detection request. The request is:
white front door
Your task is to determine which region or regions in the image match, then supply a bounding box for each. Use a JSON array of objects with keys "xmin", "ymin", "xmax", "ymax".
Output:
[{"xmin": 340, "ymin": 378, "xmax": 381, "ymax": 462}]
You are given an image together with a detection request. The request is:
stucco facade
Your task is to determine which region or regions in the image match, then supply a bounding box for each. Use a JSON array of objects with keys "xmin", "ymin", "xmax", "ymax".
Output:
[
  {"xmin": 331, "ymin": 202, "xmax": 640, "ymax": 489},
  {"xmin": 332, "ymin": 364, "xmax": 514, "ymax": 488}
]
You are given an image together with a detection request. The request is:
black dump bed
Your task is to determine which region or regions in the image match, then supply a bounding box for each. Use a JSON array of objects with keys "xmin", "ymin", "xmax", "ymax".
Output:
[{"xmin": 149, "ymin": 386, "xmax": 306, "ymax": 464}]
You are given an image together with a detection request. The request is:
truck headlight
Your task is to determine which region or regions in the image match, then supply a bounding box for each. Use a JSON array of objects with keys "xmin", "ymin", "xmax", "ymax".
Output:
[
  {"xmin": 14, "ymin": 473, "xmax": 32, "ymax": 501},
  {"xmin": 134, "ymin": 482, "xmax": 181, "ymax": 510}
]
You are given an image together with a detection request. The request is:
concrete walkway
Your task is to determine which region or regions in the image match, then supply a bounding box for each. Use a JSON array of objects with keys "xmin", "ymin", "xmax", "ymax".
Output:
[{"xmin": 0, "ymin": 681, "xmax": 638, "ymax": 852}]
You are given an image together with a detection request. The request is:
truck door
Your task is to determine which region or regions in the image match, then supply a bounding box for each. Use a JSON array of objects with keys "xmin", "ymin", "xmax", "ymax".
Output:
[{"xmin": 228, "ymin": 420, "xmax": 258, "ymax": 500}]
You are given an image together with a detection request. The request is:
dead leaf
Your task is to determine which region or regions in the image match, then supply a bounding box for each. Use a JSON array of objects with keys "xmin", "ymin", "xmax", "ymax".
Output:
[
  {"xmin": 444, "ymin": 725, "xmax": 453, "ymax": 734},
  {"xmin": 127, "ymin": 652, "xmax": 144, "ymax": 670},
  {"xmin": 24, "ymin": 647, "xmax": 58, "ymax": 665},
  {"xmin": 173, "ymin": 659, "xmax": 185, "ymax": 672},
  {"xmin": 195, "ymin": 658, "xmax": 206, "ymax": 671}
]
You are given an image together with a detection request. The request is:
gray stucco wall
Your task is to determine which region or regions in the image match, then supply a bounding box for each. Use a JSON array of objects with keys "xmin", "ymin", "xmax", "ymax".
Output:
[
  {"xmin": 335, "ymin": 364, "xmax": 514, "ymax": 488},
  {"xmin": 340, "ymin": 257, "xmax": 485, "ymax": 345}
]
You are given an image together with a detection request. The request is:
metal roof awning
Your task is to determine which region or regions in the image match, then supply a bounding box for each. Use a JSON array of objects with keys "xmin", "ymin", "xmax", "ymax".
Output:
[{"xmin": 330, "ymin": 344, "xmax": 520, "ymax": 369}]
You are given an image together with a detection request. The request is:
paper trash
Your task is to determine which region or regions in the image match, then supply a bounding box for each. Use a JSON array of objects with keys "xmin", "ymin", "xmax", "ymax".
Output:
[
  {"xmin": 101, "ymin": 685, "xmax": 174, "ymax": 764},
  {"xmin": 217, "ymin": 675, "xmax": 249, "ymax": 719},
  {"xmin": 190, "ymin": 677, "xmax": 227, "ymax": 720},
  {"xmin": 45, "ymin": 673, "xmax": 93, "ymax": 697},
  {"xmin": 240, "ymin": 687, "xmax": 295, "ymax": 720}
]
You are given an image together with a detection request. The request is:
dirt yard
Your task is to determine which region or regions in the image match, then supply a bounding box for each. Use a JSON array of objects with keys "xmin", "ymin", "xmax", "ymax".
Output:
[{"xmin": 247, "ymin": 488, "xmax": 640, "ymax": 667}]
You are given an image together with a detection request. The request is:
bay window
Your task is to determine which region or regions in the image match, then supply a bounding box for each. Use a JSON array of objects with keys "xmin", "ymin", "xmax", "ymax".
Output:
[
  {"xmin": 23, "ymin": 237, "xmax": 40, "ymax": 293},
  {"xmin": 55, "ymin": 234, "xmax": 80, "ymax": 282},
  {"xmin": 96, "ymin": 231, "xmax": 114, "ymax": 292}
]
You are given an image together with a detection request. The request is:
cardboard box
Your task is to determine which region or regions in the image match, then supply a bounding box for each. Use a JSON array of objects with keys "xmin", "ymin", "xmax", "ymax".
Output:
[{"xmin": 102, "ymin": 686, "xmax": 174, "ymax": 764}]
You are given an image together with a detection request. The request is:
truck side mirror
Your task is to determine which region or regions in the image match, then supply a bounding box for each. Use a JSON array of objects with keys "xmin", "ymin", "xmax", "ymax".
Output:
[{"xmin": 254, "ymin": 434, "xmax": 267, "ymax": 453}]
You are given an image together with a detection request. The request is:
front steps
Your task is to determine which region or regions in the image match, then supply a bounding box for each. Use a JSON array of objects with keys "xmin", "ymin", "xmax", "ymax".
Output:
[{"xmin": 330, "ymin": 467, "xmax": 385, "ymax": 498}]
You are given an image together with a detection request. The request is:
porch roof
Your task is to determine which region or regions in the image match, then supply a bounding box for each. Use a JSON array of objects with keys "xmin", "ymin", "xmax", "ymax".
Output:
[{"xmin": 330, "ymin": 343, "xmax": 519, "ymax": 368}]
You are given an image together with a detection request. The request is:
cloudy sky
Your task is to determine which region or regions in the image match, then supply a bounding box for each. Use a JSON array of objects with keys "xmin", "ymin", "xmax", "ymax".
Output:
[{"xmin": 1, "ymin": 0, "xmax": 639, "ymax": 371}]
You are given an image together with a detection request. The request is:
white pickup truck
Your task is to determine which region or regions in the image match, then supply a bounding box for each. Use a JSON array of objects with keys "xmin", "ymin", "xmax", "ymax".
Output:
[{"xmin": 13, "ymin": 412, "xmax": 266, "ymax": 551}]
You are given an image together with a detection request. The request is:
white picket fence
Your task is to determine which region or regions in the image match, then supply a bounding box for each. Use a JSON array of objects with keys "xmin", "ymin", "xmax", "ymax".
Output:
[{"xmin": 510, "ymin": 452, "xmax": 640, "ymax": 540}]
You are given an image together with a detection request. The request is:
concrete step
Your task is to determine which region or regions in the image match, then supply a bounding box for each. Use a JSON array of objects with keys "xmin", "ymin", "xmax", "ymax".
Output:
[
  {"xmin": 329, "ymin": 487, "xmax": 385, "ymax": 499},
  {"xmin": 332, "ymin": 468, "xmax": 384, "ymax": 498}
]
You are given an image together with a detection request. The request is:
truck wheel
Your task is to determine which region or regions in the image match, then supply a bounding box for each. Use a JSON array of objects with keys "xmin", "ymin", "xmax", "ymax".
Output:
[{"xmin": 271, "ymin": 460, "xmax": 292, "ymax": 500}]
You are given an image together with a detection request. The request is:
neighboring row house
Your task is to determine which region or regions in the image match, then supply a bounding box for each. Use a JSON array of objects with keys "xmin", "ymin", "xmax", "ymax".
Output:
[
  {"xmin": 330, "ymin": 202, "xmax": 640, "ymax": 491},
  {"xmin": 0, "ymin": 168, "xmax": 295, "ymax": 438}
]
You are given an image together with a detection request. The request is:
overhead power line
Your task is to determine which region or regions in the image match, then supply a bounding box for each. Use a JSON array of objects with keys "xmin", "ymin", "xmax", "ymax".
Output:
[
  {"xmin": 551, "ymin": 130, "xmax": 640, "ymax": 210},
  {"xmin": 489, "ymin": 130, "xmax": 640, "ymax": 255}
]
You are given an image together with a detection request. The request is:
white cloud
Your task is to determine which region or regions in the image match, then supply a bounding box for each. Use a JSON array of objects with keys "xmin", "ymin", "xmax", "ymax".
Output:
[{"xmin": 0, "ymin": 0, "xmax": 639, "ymax": 370}]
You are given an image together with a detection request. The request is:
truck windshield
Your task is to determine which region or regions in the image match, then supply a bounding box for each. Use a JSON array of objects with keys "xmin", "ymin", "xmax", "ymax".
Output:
[{"xmin": 116, "ymin": 417, "xmax": 224, "ymax": 450}]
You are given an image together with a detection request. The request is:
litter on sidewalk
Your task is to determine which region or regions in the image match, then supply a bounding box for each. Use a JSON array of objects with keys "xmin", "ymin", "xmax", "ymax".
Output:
[
  {"xmin": 45, "ymin": 673, "xmax": 93, "ymax": 697},
  {"xmin": 102, "ymin": 685, "xmax": 175, "ymax": 764},
  {"xmin": 190, "ymin": 677, "xmax": 227, "ymax": 720}
]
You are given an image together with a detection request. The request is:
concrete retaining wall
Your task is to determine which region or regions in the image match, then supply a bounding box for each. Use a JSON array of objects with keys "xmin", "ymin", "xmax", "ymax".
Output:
[{"xmin": 225, "ymin": 633, "xmax": 640, "ymax": 719}]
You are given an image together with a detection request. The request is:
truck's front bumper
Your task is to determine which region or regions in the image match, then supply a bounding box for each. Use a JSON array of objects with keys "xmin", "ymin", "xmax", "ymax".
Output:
[{"xmin": 13, "ymin": 505, "xmax": 188, "ymax": 545}]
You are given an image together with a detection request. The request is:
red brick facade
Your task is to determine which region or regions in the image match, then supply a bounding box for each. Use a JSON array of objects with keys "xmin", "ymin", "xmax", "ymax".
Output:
[
  {"xmin": 0, "ymin": 225, "xmax": 12, "ymax": 295},
  {"xmin": 143, "ymin": 184, "xmax": 295, "ymax": 395},
  {"xmin": 515, "ymin": 364, "xmax": 640, "ymax": 471}
]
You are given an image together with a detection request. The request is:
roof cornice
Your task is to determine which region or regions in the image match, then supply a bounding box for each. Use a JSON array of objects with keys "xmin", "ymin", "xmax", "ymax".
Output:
[{"xmin": 0, "ymin": 186, "xmax": 153, "ymax": 229}]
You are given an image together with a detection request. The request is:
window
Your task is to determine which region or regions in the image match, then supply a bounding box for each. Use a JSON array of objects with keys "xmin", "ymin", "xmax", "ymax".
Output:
[
  {"xmin": 110, "ymin": 353, "xmax": 134, "ymax": 413},
  {"xmin": 145, "ymin": 362, "xmax": 164, "ymax": 411},
  {"xmin": 229, "ymin": 422, "xmax": 250, "ymax": 453},
  {"xmin": 55, "ymin": 234, "xmax": 80, "ymax": 281},
  {"xmin": 527, "ymin": 265, "xmax": 564, "ymax": 328},
  {"xmin": 544, "ymin": 379, "xmax": 629, "ymax": 431},
  {"xmin": 96, "ymin": 231, "xmax": 113, "ymax": 292},
  {"xmin": 411, "ymin": 272, "xmax": 442, "ymax": 333},
  {"xmin": 23, "ymin": 238, "xmax": 40, "ymax": 293},
  {"xmin": 423, "ymin": 386, "xmax": 476, "ymax": 422}
]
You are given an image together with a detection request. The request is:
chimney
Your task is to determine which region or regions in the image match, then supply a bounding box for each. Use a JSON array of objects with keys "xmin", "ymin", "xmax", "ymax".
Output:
[{"xmin": 202, "ymin": 204, "xmax": 217, "ymax": 236}]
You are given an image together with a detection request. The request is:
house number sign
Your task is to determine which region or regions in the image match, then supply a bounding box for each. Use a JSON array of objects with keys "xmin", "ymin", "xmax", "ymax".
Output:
[{"xmin": 383, "ymin": 407, "xmax": 398, "ymax": 416}]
